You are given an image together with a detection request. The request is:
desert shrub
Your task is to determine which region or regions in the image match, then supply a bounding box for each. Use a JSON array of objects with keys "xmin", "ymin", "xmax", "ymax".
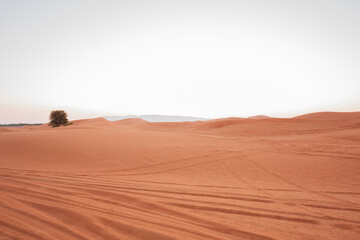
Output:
[{"xmin": 49, "ymin": 110, "xmax": 68, "ymax": 127}]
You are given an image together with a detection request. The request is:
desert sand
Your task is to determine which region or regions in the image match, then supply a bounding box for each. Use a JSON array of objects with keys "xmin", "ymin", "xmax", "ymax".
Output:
[{"xmin": 0, "ymin": 112, "xmax": 359, "ymax": 240}]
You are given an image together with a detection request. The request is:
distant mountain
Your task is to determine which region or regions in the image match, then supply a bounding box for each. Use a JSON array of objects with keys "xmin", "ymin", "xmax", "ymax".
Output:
[
  {"xmin": 104, "ymin": 115, "xmax": 209, "ymax": 122},
  {"xmin": 0, "ymin": 123, "xmax": 43, "ymax": 127}
]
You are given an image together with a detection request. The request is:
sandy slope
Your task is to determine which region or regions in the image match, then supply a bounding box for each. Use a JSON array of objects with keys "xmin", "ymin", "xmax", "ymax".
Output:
[{"xmin": 0, "ymin": 112, "xmax": 359, "ymax": 240}]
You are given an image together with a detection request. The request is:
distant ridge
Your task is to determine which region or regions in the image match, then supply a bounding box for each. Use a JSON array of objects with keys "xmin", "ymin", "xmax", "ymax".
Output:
[
  {"xmin": 104, "ymin": 115, "xmax": 209, "ymax": 122},
  {"xmin": 0, "ymin": 123, "xmax": 43, "ymax": 127}
]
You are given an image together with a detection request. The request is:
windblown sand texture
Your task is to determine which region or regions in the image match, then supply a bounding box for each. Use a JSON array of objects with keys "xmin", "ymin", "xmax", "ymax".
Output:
[{"xmin": 0, "ymin": 112, "xmax": 359, "ymax": 240}]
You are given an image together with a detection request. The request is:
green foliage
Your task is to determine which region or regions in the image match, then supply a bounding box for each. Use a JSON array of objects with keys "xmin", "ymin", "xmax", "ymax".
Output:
[{"xmin": 49, "ymin": 110, "xmax": 68, "ymax": 127}]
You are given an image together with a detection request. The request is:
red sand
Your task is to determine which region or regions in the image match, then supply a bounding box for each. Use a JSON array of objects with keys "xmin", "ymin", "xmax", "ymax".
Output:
[{"xmin": 0, "ymin": 112, "xmax": 359, "ymax": 240}]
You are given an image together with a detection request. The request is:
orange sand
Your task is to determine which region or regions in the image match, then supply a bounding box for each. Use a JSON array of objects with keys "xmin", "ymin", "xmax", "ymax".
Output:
[{"xmin": 0, "ymin": 112, "xmax": 359, "ymax": 240}]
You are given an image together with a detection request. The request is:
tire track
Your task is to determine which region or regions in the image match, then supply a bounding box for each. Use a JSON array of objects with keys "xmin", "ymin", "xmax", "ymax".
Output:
[{"xmin": 243, "ymin": 155, "xmax": 360, "ymax": 207}]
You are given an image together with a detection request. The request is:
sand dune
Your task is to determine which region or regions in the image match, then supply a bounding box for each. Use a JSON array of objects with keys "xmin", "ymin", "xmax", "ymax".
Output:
[
  {"xmin": 177, "ymin": 117, "xmax": 359, "ymax": 137},
  {"xmin": 0, "ymin": 112, "xmax": 359, "ymax": 240},
  {"xmin": 0, "ymin": 128, "xmax": 13, "ymax": 133},
  {"xmin": 247, "ymin": 115, "xmax": 271, "ymax": 119},
  {"xmin": 115, "ymin": 118, "xmax": 149, "ymax": 125},
  {"xmin": 294, "ymin": 111, "xmax": 360, "ymax": 120}
]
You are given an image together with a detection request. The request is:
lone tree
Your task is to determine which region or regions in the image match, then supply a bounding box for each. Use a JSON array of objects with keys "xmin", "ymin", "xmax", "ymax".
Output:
[{"xmin": 49, "ymin": 110, "xmax": 68, "ymax": 127}]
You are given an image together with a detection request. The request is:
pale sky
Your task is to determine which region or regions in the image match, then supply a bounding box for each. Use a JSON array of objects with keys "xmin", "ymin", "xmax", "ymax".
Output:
[{"xmin": 1, "ymin": 0, "xmax": 359, "ymax": 123}]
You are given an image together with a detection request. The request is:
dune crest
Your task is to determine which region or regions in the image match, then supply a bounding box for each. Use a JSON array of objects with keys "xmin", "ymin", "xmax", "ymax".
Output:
[
  {"xmin": 71, "ymin": 117, "xmax": 111, "ymax": 124},
  {"xmin": 115, "ymin": 118, "xmax": 149, "ymax": 124},
  {"xmin": 294, "ymin": 111, "xmax": 360, "ymax": 120},
  {"xmin": 248, "ymin": 115, "xmax": 271, "ymax": 119}
]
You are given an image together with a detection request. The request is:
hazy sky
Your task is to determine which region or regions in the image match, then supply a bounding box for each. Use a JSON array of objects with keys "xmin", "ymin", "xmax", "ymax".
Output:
[{"xmin": 1, "ymin": 0, "xmax": 359, "ymax": 123}]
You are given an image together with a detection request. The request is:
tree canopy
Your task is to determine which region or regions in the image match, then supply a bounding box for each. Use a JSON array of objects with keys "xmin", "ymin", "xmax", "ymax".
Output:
[{"xmin": 49, "ymin": 110, "xmax": 68, "ymax": 127}]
